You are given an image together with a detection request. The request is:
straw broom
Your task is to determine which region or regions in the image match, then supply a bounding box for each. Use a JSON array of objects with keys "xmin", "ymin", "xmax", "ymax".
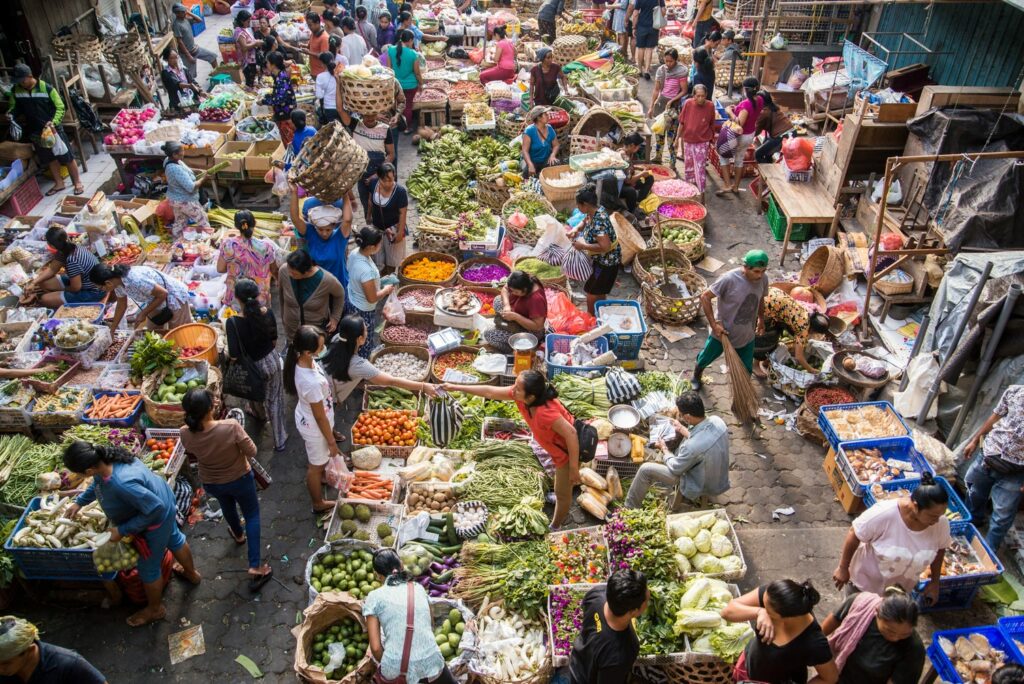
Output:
[{"xmin": 722, "ymin": 334, "xmax": 759, "ymax": 424}]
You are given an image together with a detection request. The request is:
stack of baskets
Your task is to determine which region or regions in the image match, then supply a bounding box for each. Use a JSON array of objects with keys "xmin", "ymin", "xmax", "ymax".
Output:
[
  {"xmin": 633, "ymin": 247, "xmax": 706, "ymax": 325},
  {"xmin": 476, "ymin": 173, "xmax": 513, "ymax": 211},
  {"xmin": 652, "ymin": 218, "xmax": 706, "ymax": 263},
  {"xmin": 799, "ymin": 245, "xmax": 843, "ymax": 296},
  {"xmin": 287, "ymin": 121, "xmax": 368, "ymax": 203},
  {"xmin": 570, "ymin": 107, "xmax": 621, "ymax": 157},
  {"xmin": 52, "ymin": 34, "xmax": 103, "ymax": 64},
  {"xmin": 552, "ymin": 35, "xmax": 589, "ymax": 65},
  {"xmin": 503, "ymin": 192, "xmax": 556, "ymax": 245},
  {"xmin": 415, "ymin": 215, "xmax": 460, "ymax": 257},
  {"xmin": 340, "ymin": 72, "xmax": 398, "ymax": 117},
  {"xmin": 102, "ymin": 30, "xmax": 149, "ymax": 72}
]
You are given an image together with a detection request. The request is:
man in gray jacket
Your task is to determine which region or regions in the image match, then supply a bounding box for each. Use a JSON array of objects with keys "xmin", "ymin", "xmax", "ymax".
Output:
[{"xmin": 625, "ymin": 392, "xmax": 729, "ymax": 508}]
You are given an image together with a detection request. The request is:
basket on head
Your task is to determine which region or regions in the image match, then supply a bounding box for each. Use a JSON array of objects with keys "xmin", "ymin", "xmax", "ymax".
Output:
[
  {"xmin": 340, "ymin": 72, "xmax": 398, "ymax": 117},
  {"xmin": 476, "ymin": 173, "xmax": 512, "ymax": 211},
  {"xmin": 398, "ymin": 251, "xmax": 458, "ymax": 287},
  {"xmin": 502, "ymin": 191, "xmax": 556, "ymax": 245},
  {"xmin": 287, "ymin": 121, "xmax": 369, "ymax": 203},
  {"xmin": 632, "ymin": 247, "xmax": 693, "ymax": 288},
  {"xmin": 641, "ymin": 271, "xmax": 706, "ymax": 325},
  {"xmin": 652, "ymin": 218, "xmax": 706, "ymax": 263},
  {"xmin": 552, "ymin": 35, "xmax": 589, "ymax": 65},
  {"xmin": 539, "ymin": 165, "xmax": 585, "ymax": 203},
  {"xmin": 799, "ymin": 245, "xmax": 843, "ymax": 296},
  {"xmin": 163, "ymin": 323, "xmax": 218, "ymax": 366}
]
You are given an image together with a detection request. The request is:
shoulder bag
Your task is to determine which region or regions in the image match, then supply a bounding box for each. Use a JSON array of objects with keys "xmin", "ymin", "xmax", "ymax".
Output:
[
  {"xmin": 222, "ymin": 317, "xmax": 267, "ymax": 402},
  {"xmin": 372, "ymin": 582, "xmax": 417, "ymax": 684},
  {"xmin": 651, "ymin": 2, "xmax": 667, "ymax": 30}
]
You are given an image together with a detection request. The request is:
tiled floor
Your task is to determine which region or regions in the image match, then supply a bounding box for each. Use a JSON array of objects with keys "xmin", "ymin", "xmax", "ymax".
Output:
[{"xmin": 31, "ymin": 10, "xmax": 232, "ymax": 215}]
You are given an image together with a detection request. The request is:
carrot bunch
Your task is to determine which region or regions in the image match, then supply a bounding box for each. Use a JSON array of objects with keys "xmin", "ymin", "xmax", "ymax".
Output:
[
  {"xmin": 85, "ymin": 392, "xmax": 141, "ymax": 419},
  {"xmin": 347, "ymin": 471, "xmax": 394, "ymax": 501}
]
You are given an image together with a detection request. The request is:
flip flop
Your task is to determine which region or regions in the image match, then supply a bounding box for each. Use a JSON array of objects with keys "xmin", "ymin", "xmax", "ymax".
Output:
[
  {"xmin": 73, "ymin": 185, "xmax": 85, "ymax": 195},
  {"xmin": 231, "ymin": 530, "xmax": 247, "ymax": 545},
  {"xmin": 45, "ymin": 186, "xmax": 65, "ymax": 197},
  {"xmin": 248, "ymin": 568, "xmax": 273, "ymax": 593}
]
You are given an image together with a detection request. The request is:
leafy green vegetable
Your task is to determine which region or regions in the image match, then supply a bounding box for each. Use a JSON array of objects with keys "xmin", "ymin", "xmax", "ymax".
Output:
[
  {"xmin": 129, "ymin": 332, "xmax": 179, "ymax": 379},
  {"xmin": 453, "ymin": 540, "xmax": 552, "ymax": 618},
  {"xmin": 550, "ymin": 374, "xmax": 611, "ymax": 419}
]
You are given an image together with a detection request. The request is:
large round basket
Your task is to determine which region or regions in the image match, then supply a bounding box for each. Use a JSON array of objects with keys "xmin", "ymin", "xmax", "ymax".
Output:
[
  {"xmin": 287, "ymin": 121, "xmax": 369, "ymax": 203},
  {"xmin": 539, "ymin": 165, "xmax": 585, "ymax": 203},
  {"xmin": 514, "ymin": 255, "xmax": 568, "ymax": 288},
  {"xmin": 476, "ymin": 174, "xmax": 512, "ymax": 211},
  {"xmin": 380, "ymin": 312, "xmax": 437, "ymax": 347},
  {"xmin": 496, "ymin": 113, "xmax": 525, "ymax": 139},
  {"xmin": 415, "ymin": 219, "xmax": 459, "ymax": 257},
  {"xmin": 873, "ymin": 268, "xmax": 915, "ymax": 296},
  {"xmin": 652, "ymin": 218, "xmax": 706, "ymax": 263},
  {"xmin": 656, "ymin": 199, "xmax": 706, "ymax": 228},
  {"xmin": 770, "ymin": 281, "xmax": 828, "ymax": 312},
  {"xmin": 52, "ymin": 34, "xmax": 103, "ymax": 64},
  {"xmin": 143, "ymin": 365, "xmax": 222, "ymax": 428},
  {"xmin": 502, "ymin": 192, "xmax": 556, "ymax": 245},
  {"xmin": 571, "ymin": 106, "xmax": 621, "ymax": 140},
  {"xmin": 430, "ymin": 345, "xmax": 496, "ymax": 384},
  {"xmin": 457, "ymin": 257, "xmax": 511, "ymax": 287},
  {"xmin": 398, "ymin": 251, "xmax": 458, "ymax": 287},
  {"xmin": 552, "ymin": 35, "xmax": 589, "ymax": 65},
  {"xmin": 370, "ymin": 345, "xmax": 431, "ymax": 382},
  {"xmin": 163, "ymin": 323, "xmax": 219, "ymax": 366},
  {"xmin": 641, "ymin": 271, "xmax": 706, "ymax": 325},
  {"xmin": 632, "ymin": 247, "xmax": 693, "ymax": 288},
  {"xmin": 101, "ymin": 31, "xmax": 149, "ymax": 72},
  {"xmin": 396, "ymin": 284, "xmax": 442, "ymax": 314},
  {"xmin": 340, "ymin": 74, "xmax": 398, "ymax": 117},
  {"xmin": 799, "ymin": 245, "xmax": 843, "ymax": 296},
  {"xmin": 632, "ymin": 653, "xmax": 732, "ymax": 684}
]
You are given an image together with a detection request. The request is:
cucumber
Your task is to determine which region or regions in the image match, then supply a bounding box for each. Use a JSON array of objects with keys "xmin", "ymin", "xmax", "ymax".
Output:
[{"xmin": 445, "ymin": 513, "xmax": 458, "ymax": 544}]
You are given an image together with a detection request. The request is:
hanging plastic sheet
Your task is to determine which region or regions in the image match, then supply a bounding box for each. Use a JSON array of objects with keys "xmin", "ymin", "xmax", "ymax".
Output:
[{"xmin": 842, "ymin": 40, "xmax": 887, "ymax": 101}]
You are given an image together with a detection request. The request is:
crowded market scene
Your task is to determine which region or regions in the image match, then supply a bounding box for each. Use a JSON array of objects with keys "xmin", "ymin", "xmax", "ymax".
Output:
[{"xmin": 0, "ymin": 0, "xmax": 1019, "ymax": 681}]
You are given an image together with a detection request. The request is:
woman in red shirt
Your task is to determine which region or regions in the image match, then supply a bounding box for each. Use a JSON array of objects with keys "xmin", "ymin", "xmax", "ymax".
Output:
[
  {"xmin": 443, "ymin": 370, "xmax": 581, "ymax": 529},
  {"xmin": 483, "ymin": 270, "xmax": 547, "ymax": 353},
  {"xmin": 674, "ymin": 83, "xmax": 716, "ymax": 202}
]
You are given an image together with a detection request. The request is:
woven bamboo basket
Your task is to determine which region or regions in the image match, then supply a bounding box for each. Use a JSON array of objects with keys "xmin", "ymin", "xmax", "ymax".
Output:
[
  {"xmin": 287, "ymin": 121, "xmax": 368, "ymax": 203},
  {"xmin": 770, "ymin": 281, "xmax": 827, "ymax": 311},
  {"xmin": 102, "ymin": 31, "xmax": 149, "ymax": 72},
  {"xmin": 652, "ymin": 219, "xmax": 706, "ymax": 263},
  {"xmin": 476, "ymin": 174, "xmax": 512, "ymax": 211},
  {"xmin": 52, "ymin": 34, "xmax": 103, "ymax": 64},
  {"xmin": 656, "ymin": 199, "xmax": 706, "ymax": 228},
  {"xmin": 143, "ymin": 366, "xmax": 222, "ymax": 428},
  {"xmin": 496, "ymin": 113, "xmax": 525, "ymax": 139},
  {"xmin": 514, "ymin": 256, "xmax": 568, "ymax": 288},
  {"xmin": 370, "ymin": 345, "xmax": 431, "ymax": 381},
  {"xmin": 415, "ymin": 220, "xmax": 459, "ymax": 256},
  {"xmin": 539, "ymin": 165, "xmax": 585, "ymax": 203},
  {"xmin": 641, "ymin": 272, "xmax": 706, "ymax": 325},
  {"xmin": 569, "ymin": 134, "xmax": 602, "ymax": 157},
  {"xmin": 571, "ymin": 106, "xmax": 620, "ymax": 140},
  {"xmin": 799, "ymin": 245, "xmax": 843, "ymax": 296},
  {"xmin": 457, "ymin": 257, "xmax": 511, "ymax": 287},
  {"xmin": 632, "ymin": 247, "xmax": 693, "ymax": 288},
  {"xmin": 340, "ymin": 74, "xmax": 397, "ymax": 117},
  {"xmin": 380, "ymin": 312, "xmax": 436, "ymax": 347},
  {"xmin": 502, "ymin": 192, "xmax": 556, "ymax": 245},
  {"xmin": 632, "ymin": 653, "xmax": 732, "ymax": 684},
  {"xmin": 396, "ymin": 284, "xmax": 441, "ymax": 314},
  {"xmin": 398, "ymin": 251, "xmax": 458, "ymax": 287},
  {"xmin": 552, "ymin": 35, "xmax": 589, "ymax": 65},
  {"xmin": 873, "ymin": 268, "xmax": 915, "ymax": 296}
]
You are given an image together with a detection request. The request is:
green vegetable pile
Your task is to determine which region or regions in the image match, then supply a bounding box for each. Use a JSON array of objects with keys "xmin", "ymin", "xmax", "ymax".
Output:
[
  {"xmin": 462, "ymin": 442, "xmax": 548, "ymax": 509},
  {"xmin": 366, "ymin": 387, "xmax": 418, "ymax": 412},
  {"xmin": 309, "ymin": 547, "xmax": 383, "ymax": 599},
  {"xmin": 551, "ymin": 374, "xmax": 610, "ymax": 419},
  {"xmin": 309, "ymin": 616, "xmax": 369, "ymax": 679},
  {"xmin": 408, "ymin": 133, "xmax": 519, "ymax": 215},
  {"xmin": 515, "ymin": 257, "xmax": 563, "ymax": 280},
  {"xmin": 434, "ymin": 608, "xmax": 467, "ymax": 661},
  {"xmin": 635, "ymin": 581, "xmax": 686, "ymax": 656},
  {"xmin": 453, "ymin": 540, "xmax": 552, "ymax": 618},
  {"xmin": 637, "ymin": 370, "xmax": 691, "ymax": 396},
  {"xmin": 673, "ymin": 576, "xmax": 754, "ymax": 663},
  {"xmin": 488, "ymin": 495, "xmax": 549, "ymax": 539},
  {"xmin": 129, "ymin": 332, "xmax": 179, "ymax": 380},
  {"xmin": 0, "ymin": 519, "xmax": 15, "ymax": 589},
  {"xmin": 0, "ymin": 442, "xmax": 62, "ymax": 508}
]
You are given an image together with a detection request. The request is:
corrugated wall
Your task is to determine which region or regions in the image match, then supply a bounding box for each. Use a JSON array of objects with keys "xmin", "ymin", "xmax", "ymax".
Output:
[{"xmin": 874, "ymin": 3, "xmax": 1024, "ymax": 88}]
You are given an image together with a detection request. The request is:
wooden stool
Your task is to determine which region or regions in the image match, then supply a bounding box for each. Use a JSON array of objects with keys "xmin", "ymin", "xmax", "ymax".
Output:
[
  {"xmin": 421, "ymin": 107, "xmax": 447, "ymax": 129},
  {"xmin": 670, "ymin": 489, "xmax": 709, "ymax": 512}
]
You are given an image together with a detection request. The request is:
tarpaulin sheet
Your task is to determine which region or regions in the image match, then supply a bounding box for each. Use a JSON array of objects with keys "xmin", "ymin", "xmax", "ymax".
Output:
[{"xmin": 907, "ymin": 109, "xmax": 1024, "ymax": 252}]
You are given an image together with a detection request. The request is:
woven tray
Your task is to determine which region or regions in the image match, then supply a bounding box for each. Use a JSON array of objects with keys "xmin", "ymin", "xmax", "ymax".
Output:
[{"xmin": 324, "ymin": 498, "xmax": 404, "ymax": 546}]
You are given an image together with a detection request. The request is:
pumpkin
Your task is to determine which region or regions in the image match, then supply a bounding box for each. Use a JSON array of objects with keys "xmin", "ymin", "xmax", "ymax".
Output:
[{"xmin": 790, "ymin": 286, "xmax": 815, "ymax": 303}]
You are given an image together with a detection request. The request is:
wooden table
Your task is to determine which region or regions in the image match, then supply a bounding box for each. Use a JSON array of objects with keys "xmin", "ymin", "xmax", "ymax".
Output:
[{"xmin": 758, "ymin": 161, "xmax": 837, "ymax": 265}]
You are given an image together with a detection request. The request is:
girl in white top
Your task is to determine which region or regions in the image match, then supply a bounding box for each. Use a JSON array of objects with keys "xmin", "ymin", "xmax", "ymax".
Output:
[
  {"xmin": 284, "ymin": 325, "xmax": 345, "ymax": 513},
  {"xmin": 314, "ymin": 51, "xmax": 342, "ymax": 124}
]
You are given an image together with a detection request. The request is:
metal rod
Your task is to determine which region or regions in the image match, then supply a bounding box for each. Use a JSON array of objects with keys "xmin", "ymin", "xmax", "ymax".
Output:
[
  {"xmin": 897, "ymin": 313, "xmax": 930, "ymax": 392},
  {"xmin": 915, "ymin": 260, "xmax": 993, "ymax": 425},
  {"xmin": 946, "ymin": 283, "xmax": 1022, "ymax": 445}
]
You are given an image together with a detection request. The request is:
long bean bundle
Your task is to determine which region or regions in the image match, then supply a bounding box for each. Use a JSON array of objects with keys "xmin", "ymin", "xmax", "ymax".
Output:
[
  {"xmin": 0, "ymin": 435, "xmax": 34, "ymax": 486},
  {"xmin": 0, "ymin": 443, "xmax": 63, "ymax": 507},
  {"xmin": 551, "ymin": 374, "xmax": 611, "ymax": 419},
  {"xmin": 461, "ymin": 461, "xmax": 547, "ymax": 509}
]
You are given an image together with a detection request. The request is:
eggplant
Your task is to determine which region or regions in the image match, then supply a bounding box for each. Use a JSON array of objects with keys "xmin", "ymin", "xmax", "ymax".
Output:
[{"xmin": 429, "ymin": 561, "xmax": 446, "ymax": 574}]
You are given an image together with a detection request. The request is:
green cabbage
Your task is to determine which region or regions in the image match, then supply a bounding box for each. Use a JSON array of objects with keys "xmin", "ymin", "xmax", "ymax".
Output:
[
  {"xmin": 691, "ymin": 634, "xmax": 714, "ymax": 653},
  {"xmin": 698, "ymin": 513, "xmax": 718, "ymax": 529},
  {"xmin": 674, "ymin": 536, "xmax": 697, "ymax": 557},
  {"xmin": 709, "ymin": 533, "xmax": 734, "ymax": 558},
  {"xmin": 719, "ymin": 555, "xmax": 744, "ymax": 574},
  {"xmin": 670, "ymin": 517, "xmax": 701, "ymax": 539},
  {"xmin": 695, "ymin": 555, "xmax": 725, "ymax": 574},
  {"xmin": 693, "ymin": 529, "xmax": 711, "ymax": 553},
  {"xmin": 708, "ymin": 623, "xmax": 755, "ymax": 663},
  {"xmin": 673, "ymin": 609, "xmax": 722, "ymax": 636},
  {"xmin": 711, "ymin": 518, "xmax": 731, "ymax": 537},
  {"xmin": 674, "ymin": 554, "xmax": 692, "ymax": 575}
]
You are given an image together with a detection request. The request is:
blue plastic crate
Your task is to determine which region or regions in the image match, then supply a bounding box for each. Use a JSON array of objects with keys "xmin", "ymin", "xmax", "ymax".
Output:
[
  {"xmin": 82, "ymin": 390, "xmax": 143, "ymax": 428},
  {"xmin": 817, "ymin": 401, "xmax": 910, "ymax": 449},
  {"xmin": 545, "ymin": 334, "xmax": 609, "ymax": 380},
  {"xmin": 862, "ymin": 476, "xmax": 971, "ymax": 523},
  {"xmin": 836, "ymin": 436, "xmax": 933, "ymax": 495},
  {"xmin": 913, "ymin": 583, "xmax": 978, "ymax": 614},
  {"xmin": 998, "ymin": 616, "xmax": 1024, "ymax": 653},
  {"xmin": 4, "ymin": 497, "xmax": 115, "ymax": 581},
  {"xmin": 928, "ymin": 626, "xmax": 1024, "ymax": 683},
  {"xmin": 914, "ymin": 522, "xmax": 1002, "ymax": 599},
  {"xmin": 594, "ymin": 300, "xmax": 647, "ymax": 361}
]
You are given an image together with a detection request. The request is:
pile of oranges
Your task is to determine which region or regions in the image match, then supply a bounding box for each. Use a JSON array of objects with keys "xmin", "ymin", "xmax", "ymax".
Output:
[{"xmin": 352, "ymin": 410, "xmax": 418, "ymax": 447}]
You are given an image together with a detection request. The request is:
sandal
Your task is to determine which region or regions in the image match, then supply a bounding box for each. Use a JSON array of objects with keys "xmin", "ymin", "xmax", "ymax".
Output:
[
  {"xmin": 45, "ymin": 186, "xmax": 65, "ymax": 197},
  {"xmin": 230, "ymin": 528, "xmax": 247, "ymax": 545},
  {"xmin": 333, "ymin": 430, "xmax": 347, "ymax": 443},
  {"xmin": 248, "ymin": 567, "xmax": 273, "ymax": 593},
  {"xmin": 73, "ymin": 184, "xmax": 85, "ymax": 195}
]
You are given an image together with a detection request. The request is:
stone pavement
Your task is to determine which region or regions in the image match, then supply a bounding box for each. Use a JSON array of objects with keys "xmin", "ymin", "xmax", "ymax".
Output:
[{"xmin": 11, "ymin": 33, "xmax": 995, "ymax": 683}]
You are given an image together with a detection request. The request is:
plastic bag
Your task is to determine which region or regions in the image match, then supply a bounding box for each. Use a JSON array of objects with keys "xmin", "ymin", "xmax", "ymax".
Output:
[
  {"xmin": 92, "ymin": 537, "xmax": 140, "ymax": 574},
  {"xmin": 562, "ymin": 247, "xmax": 593, "ymax": 283},
  {"xmin": 325, "ymin": 455, "xmax": 354, "ymax": 490},
  {"xmin": 894, "ymin": 353, "xmax": 942, "ymax": 420},
  {"xmin": 871, "ymin": 178, "xmax": 902, "ymax": 205},
  {"xmin": 530, "ymin": 215, "xmax": 571, "ymax": 255},
  {"xmin": 781, "ymin": 136, "xmax": 814, "ymax": 172},
  {"xmin": 651, "ymin": 111, "xmax": 668, "ymax": 135},
  {"xmin": 547, "ymin": 289, "xmax": 596, "ymax": 334},
  {"xmin": 382, "ymin": 289, "xmax": 405, "ymax": 324},
  {"xmin": 265, "ymin": 167, "xmax": 289, "ymax": 197},
  {"xmin": 9, "ymin": 121, "xmax": 21, "ymax": 142},
  {"xmin": 39, "ymin": 124, "xmax": 56, "ymax": 149}
]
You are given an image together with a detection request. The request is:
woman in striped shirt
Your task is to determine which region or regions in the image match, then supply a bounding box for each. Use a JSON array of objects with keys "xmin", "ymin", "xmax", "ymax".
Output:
[{"xmin": 28, "ymin": 225, "xmax": 106, "ymax": 307}]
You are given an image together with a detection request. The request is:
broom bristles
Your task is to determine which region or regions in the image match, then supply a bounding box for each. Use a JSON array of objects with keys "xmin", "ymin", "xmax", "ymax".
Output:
[{"xmin": 722, "ymin": 335, "xmax": 759, "ymax": 423}]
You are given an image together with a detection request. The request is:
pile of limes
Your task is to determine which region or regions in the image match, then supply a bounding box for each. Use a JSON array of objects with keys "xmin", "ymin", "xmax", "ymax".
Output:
[
  {"xmin": 433, "ymin": 608, "xmax": 466, "ymax": 660},
  {"xmin": 309, "ymin": 548, "xmax": 383, "ymax": 599},
  {"xmin": 311, "ymin": 617, "xmax": 369, "ymax": 679}
]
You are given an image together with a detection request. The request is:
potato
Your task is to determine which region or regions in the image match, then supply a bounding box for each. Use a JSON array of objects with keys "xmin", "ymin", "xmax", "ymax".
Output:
[{"xmin": 434, "ymin": 492, "xmax": 447, "ymax": 502}]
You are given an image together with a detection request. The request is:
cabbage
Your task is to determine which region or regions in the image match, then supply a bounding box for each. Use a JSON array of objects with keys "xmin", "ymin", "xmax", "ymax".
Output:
[
  {"xmin": 674, "ymin": 536, "xmax": 697, "ymax": 557},
  {"xmin": 698, "ymin": 513, "xmax": 718, "ymax": 530},
  {"xmin": 719, "ymin": 555, "xmax": 744, "ymax": 574},
  {"xmin": 709, "ymin": 533, "xmax": 734, "ymax": 558},
  {"xmin": 670, "ymin": 517, "xmax": 701, "ymax": 539},
  {"xmin": 691, "ymin": 634, "xmax": 714, "ymax": 653},
  {"xmin": 675, "ymin": 554, "xmax": 692, "ymax": 574},
  {"xmin": 708, "ymin": 623, "xmax": 755, "ymax": 663},
  {"xmin": 680, "ymin": 577, "xmax": 712, "ymax": 609},
  {"xmin": 693, "ymin": 529, "xmax": 711, "ymax": 553},
  {"xmin": 695, "ymin": 555, "xmax": 726, "ymax": 574},
  {"xmin": 707, "ymin": 581, "xmax": 734, "ymax": 607},
  {"xmin": 690, "ymin": 552, "xmax": 713, "ymax": 571},
  {"xmin": 711, "ymin": 519, "xmax": 731, "ymax": 537},
  {"xmin": 673, "ymin": 609, "xmax": 722, "ymax": 636}
]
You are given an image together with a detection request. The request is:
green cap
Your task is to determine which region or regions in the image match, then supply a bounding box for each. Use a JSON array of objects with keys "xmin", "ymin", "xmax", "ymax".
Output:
[{"xmin": 743, "ymin": 249, "xmax": 769, "ymax": 268}]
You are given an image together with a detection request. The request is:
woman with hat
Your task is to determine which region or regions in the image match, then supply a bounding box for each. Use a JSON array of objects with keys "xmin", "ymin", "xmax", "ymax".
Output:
[
  {"xmin": 529, "ymin": 48, "xmax": 566, "ymax": 107},
  {"xmin": 521, "ymin": 107, "xmax": 560, "ymax": 179},
  {"xmin": 571, "ymin": 184, "xmax": 622, "ymax": 315},
  {"xmin": 162, "ymin": 140, "xmax": 211, "ymax": 237},
  {"xmin": 288, "ymin": 185, "xmax": 353, "ymax": 293}
]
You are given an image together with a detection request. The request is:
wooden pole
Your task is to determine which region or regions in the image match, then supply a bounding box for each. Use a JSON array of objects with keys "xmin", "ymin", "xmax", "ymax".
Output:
[{"xmin": 861, "ymin": 156, "xmax": 894, "ymax": 336}]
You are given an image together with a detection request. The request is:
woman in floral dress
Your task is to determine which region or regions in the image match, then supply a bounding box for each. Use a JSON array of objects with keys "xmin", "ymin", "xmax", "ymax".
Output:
[{"xmin": 218, "ymin": 210, "xmax": 279, "ymax": 311}]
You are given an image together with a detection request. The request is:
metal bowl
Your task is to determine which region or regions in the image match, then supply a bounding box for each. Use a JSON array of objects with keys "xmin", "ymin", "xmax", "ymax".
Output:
[
  {"xmin": 608, "ymin": 404, "xmax": 641, "ymax": 430},
  {"xmin": 508, "ymin": 332, "xmax": 538, "ymax": 353}
]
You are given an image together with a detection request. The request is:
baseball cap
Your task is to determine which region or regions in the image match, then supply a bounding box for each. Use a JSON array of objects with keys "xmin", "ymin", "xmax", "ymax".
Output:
[
  {"xmin": 12, "ymin": 64, "xmax": 31, "ymax": 83},
  {"xmin": 172, "ymin": 3, "xmax": 188, "ymax": 12}
]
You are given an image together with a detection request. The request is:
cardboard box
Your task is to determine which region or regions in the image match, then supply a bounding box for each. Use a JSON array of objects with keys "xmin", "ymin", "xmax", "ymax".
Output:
[
  {"xmin": 214, "ymin": 141, "xmax": 252, "ymax": 175},
  {"xmin": 198, "ymin": 122, "xmax": 235, "ymax": 142},
  {"xmin": 823, "ymin": 447, "xmax": 863, "ymax": 514},
  {"xmin": 209, "ymin": 64, "xmax": 243, "ymax": 84},
  {"xmin": 244, "ymin": 140, "xmax": 285, "ymax": 175},
  {"xmin": 185, "ymin": 155, "xmax": 215, "ymax": 171}
]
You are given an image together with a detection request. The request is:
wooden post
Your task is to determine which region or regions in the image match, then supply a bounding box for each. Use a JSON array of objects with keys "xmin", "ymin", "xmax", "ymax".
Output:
[{"xmin": 861, "ymin": 156, "xmax": 895, "ymax": 336}]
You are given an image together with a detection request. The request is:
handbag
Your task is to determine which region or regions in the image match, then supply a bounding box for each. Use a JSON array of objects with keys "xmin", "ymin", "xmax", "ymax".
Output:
[
  {"xmin": 373, "ymin": 582, "xmax": 417, "ymax": 684},
  {"xmin": 651, "ymin": 3, "xmax": 667, "ymax": 30},
  {"xmin": 222, "ymin": 318, "xmax": 267, "ymax": 402},
  {"xmin": 146, "ymin": 266, "xmax": 178, "ymax": 326}
]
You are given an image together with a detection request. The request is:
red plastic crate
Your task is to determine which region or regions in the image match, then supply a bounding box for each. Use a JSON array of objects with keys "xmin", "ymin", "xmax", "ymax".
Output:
[
  {"xmin": 709, "ymin": 145, "xmax": 757, "ymax": 179},
  {"xmin": 0, "ymin": 176, "xmax": 42, "ymax": 218}
]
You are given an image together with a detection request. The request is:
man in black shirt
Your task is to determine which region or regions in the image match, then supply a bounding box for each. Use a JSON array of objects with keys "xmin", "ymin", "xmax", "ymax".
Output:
[
  {"xmin": 0, "ymin": 616, "xmax": 106, "ymax": 683},
  {"xmin": 569, "ymin": 570, "xmax": 649, "ymax": 684}
]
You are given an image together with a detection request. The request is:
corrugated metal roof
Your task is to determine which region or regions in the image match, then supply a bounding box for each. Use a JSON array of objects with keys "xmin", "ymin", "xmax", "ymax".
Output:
[{"xmin": 875, "ymin": 3, "xmax": 1024, "ymax": 88}]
